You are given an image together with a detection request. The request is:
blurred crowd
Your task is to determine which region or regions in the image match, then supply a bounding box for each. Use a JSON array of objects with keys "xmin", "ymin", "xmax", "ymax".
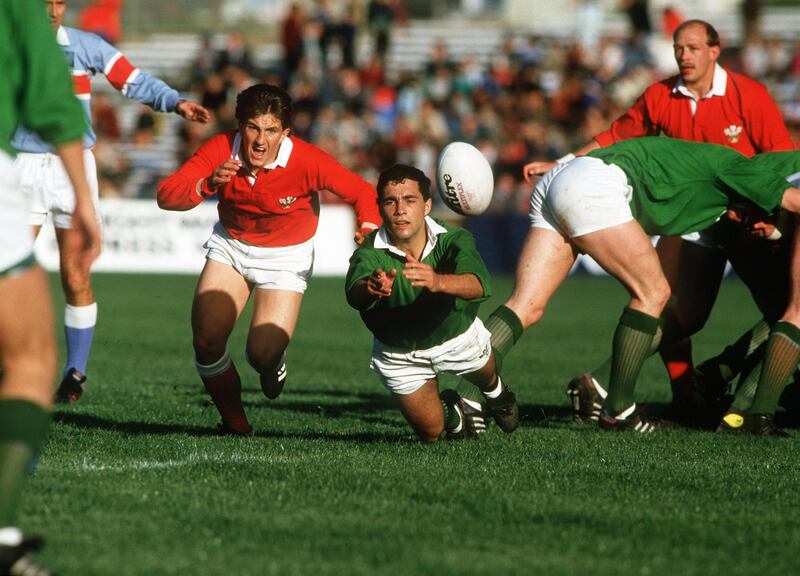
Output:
[{"xmin": 91, "ymin": 0, "xmax": 800, "ymax": 216}]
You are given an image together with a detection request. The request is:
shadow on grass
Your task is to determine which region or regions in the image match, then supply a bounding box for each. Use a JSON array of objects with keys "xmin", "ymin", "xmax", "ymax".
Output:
[{"xmin": 51, "ymin": 410, "xmax": 407, "ymax": 443}]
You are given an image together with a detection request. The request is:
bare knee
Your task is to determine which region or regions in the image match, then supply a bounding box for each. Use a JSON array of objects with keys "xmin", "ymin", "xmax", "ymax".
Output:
[
  {"xmin": 245, "ymin": 343, "xmax": 285, "ymax": 373},
  {"xmin": 414, "ymin": 422, "xmax": 444, "ymax": 443},
  {"xmin": 634, "ymin": 278, "xmax": 671, "ymax": 318},
  {"xmin": 505, "ymin": 298, "xmax": 545, "ymax": 329},
  {"xmin": 193, "ymin": 330, "xmax": 229, "ymax": 364}
]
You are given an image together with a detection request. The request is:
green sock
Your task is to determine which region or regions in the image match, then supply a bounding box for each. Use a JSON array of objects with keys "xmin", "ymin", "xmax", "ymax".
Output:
[
  {"xmin": 586, "ymin": 321, "xmax": 662, "ymax": 390},
  {"xmin": 730, "ymin": 355, "xmax": 763, "ymax": 412},
  {"xmin": 699, "ymin": 319, "xmax": 771, "ymax": 383},
  {"xmin": 483, "ymin": 305, "xmax": 524, "ymax": 369},
  {"xmin": 0, "ymin": 400, "xmax": 50, "ymax": 526},
  {"xmin": 458, "ymin": 306, "xmax": 523, "ymax": 403},
  {"xmin": 749, "ymin": 322, "xmax": 800, "ymax": 415},
  {"xmin": 605, "ymin": 308, "xmax": 661, "ymax": 415}
]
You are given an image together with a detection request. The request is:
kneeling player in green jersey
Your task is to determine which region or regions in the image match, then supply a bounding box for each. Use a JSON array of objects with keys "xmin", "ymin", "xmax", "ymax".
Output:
[
  {"xmin": 481, "ymin": 137, "xmax": 800, "ymax": 432},
  {"xmin": 346, "ymin": 164, "xmax": 518, "ymax": 442}
]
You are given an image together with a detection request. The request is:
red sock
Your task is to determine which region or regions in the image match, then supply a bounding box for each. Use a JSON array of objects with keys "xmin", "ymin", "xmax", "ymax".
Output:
[
  {"xmin": 661, "ymin": 338, "xmax": 694, "ymax": 405},
  {"xmin": 200, "ymin": 361, "xmax": 251, "ymax": 433}
]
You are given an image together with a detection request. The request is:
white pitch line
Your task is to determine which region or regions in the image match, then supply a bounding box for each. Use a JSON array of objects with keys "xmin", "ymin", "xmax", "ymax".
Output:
[{"xmin": 41, "ymin": 451, "xmax": 311, "ymax": 473}]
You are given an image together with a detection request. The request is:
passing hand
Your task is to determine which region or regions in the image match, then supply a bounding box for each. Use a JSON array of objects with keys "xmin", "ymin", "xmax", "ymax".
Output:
[
  {"xmin": 367, "ymin": 268, "xmax": 396, "ymax": 297},
  {"xmin": 403, "ymin": 253, "xmax": 440, "ymax": 291}
]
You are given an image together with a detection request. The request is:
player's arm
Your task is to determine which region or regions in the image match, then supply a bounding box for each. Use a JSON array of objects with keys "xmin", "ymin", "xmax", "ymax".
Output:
[
  {"xmin": 523, "ymin": 89, "xmax": 657, "ymax": 183},
  {"xmin": 523, "ymin": 140, "xmax": 601, "ymax": 184},
  {"xmin": 314, "ymin": 148, "xmax": 381, "ymax": 235},
  {"xmin": 780, "ymin": 187, "xmax": 800, "ymax": 214},
  {"xmin": 88, "ymin": 33, "xmax": 209, "ymax": 122},
  {"xmin": 157, "ymin": 135, "xmax": 228, "ymax": 211},
  {"xmin": 348, "ymin": 268, "xmax": 398, "ymax": 310}
]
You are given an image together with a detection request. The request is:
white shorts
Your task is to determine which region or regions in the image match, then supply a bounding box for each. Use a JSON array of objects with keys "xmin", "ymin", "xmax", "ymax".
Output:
[
  {"xmin": 370, "ymin": 317, "xmax": 492, "ymax": 395},
  {"xmin": 530, "ymin": 156, "xmax": 633, "ymax": 238},
  {"xmin": 17, "ymin": 150, "xmax": 101, "ymax": 229},
  {"xmin": 0, "ymin": 151, "xmax": 36, "ymax": 273},
  {"xmin": 204, "ymin": 222, "xmax": 313, "ymax": 293}
]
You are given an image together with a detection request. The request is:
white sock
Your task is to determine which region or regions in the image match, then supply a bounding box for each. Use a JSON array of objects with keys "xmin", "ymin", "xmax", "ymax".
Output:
[
  {"xmin": 483, "ymin": 377, "xmax": 503, "ymax": 399},
  {"xmin": 64, "ymin": 302, "xmax": 97, "ymax": 328},
  {"xmin": 0, "ymin": 527, "xmax": 23, "ymax": 546}
]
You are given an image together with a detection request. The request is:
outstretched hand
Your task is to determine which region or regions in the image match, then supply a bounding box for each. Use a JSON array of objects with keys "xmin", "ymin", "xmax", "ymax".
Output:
[
  {"xmin": 367, "ymin": 267, "xmax": 396, "ymax": 297},
  {"xmin": 403, "ymin": 252, "xmax": 441, "ymax": 292},
  {"xmin": 522, "ymin": 160, "xmax": 556, "ymax": 184},
  {"xmin": 176, "ymin": 100, "xmax": 211, "ymax": 123}
]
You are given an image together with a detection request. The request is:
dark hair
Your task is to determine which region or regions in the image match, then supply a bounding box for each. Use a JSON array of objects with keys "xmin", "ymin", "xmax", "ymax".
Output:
[
  {"xmin": 377, "ymin": 164, "xmax": 432, "ymax": 200},
  {"xmin": 673, "ymin": 19, "xmax": 721, "ymax": 48},
  {"xmin": 235, "ymin": 83, "xmax": 293, "ymax": 128}
]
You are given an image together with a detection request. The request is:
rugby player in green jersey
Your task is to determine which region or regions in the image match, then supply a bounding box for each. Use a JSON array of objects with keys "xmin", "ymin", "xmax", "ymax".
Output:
[
  {"xmin": 482, "ymin": 137, "xmax": 800, "ymax": 432},
  {"xmin": 346, "ymin": 164, "xmax": 518, "ymax": 442},
  {"xmin": 0, "ymin": 0, "xmax": 101, "ymax": 572}
]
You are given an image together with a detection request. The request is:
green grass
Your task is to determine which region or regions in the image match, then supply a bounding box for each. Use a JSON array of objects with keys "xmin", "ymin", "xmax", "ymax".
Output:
[{"xmin": 17, "ymin": 274, "xmax": 800, "ymax": 575}]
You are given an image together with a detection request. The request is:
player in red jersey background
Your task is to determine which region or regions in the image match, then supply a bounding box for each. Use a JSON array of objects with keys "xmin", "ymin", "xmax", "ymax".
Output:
[{"xmin": 158, "ymin": 84, "xmax": 380, "ymax": 435}]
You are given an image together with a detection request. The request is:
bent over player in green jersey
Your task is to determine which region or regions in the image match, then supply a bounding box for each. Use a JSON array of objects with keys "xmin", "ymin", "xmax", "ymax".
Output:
[
  {"xmin": 482, "ymin": 137, "xmax": 800, "ymax": 432},
  {"xmin": 346, "ymin": 164, "xmax": 518, "ymax": 442}
]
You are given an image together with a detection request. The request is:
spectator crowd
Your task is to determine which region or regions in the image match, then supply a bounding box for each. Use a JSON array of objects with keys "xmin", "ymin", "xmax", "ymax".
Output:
[{"xmin": 90, "ymin": 1, "xmax": 800, "ymax": 220}]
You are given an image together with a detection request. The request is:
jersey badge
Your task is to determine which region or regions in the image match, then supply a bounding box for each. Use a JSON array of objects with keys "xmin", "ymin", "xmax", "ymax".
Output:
[
  {"xmin": 723, "ymin": 124, "xmax": 742, "ymax": 144},
  {"xmin": 279, "ymin": 196, "xmax": 297, "ymax": 209}
]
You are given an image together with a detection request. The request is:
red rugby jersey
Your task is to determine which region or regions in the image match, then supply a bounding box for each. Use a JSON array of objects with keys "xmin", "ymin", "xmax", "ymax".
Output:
[
  {"xmin": 594, "ymin": 68, "xmax": 794, "ymax": 156},
  {"xmin": 158, "ymin": 132, "xmax": 380, "ymax": 247}
]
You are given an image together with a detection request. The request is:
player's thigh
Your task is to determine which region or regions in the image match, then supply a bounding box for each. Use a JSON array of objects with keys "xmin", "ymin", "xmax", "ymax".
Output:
[
  {"xmin": 506, "ymin": 227, "xmax": 576, "ymax": 327},
  {"xmin": 657, "ymin": 235, "xmax": 725, "ymax": 327},
  {"xmin": 247, "ymin": 288, "xmax": 304, "ymax": 357},
  {"xmin": 192, "ymin": 259, "xmax": 252, "ymax": 346},
  {"xmin": 573, "ymin": 220, "xmax": 669, "ymax": 315},
  {"xmin": 0, "ymin": 266, "xmax": 57, "ymax": 403},
  {"xmin": 394, "ymin": 379, "xmax": 444, "ymax": 442}
]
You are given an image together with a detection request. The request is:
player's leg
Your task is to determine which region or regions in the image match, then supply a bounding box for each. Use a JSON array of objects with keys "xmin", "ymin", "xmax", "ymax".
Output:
[
  {"xmin": 246, "ymin": 288, "xmax": 303, "ymax": 399},
  {"xmin": 0, "ymin": 265, "xmax": 56, "ymax": 567},
  {"xmin": 192, "ymin": 259, "xmax": 253, "ymax": 434},
  {"xmin": 439, "ymin": 318, "xmax": 519, "ymax": 433},
  {"xmin": 484, "ymin": 227, "xmax": 577, "ymax": 365},
  {"xmin": 395, "ymin": 379, "xmax": 446, "ymax": 443},
  {"xmin": 462, "ymin": 352, "xmax": 519, "ymax": 433},
  {"xmin": 572, "ymin": 220, "xmax": 671, "ymax": 428},
  {"xmin": 53, "ymin": 225, "xmax": 96, "ymax": 402},
  {"xmin": 51, "ymin": 150, "xmax": 101, "ymax": 403},
  {"xmin": 655, "ymin": 235, "xmax": 727, "ymax": 406}
]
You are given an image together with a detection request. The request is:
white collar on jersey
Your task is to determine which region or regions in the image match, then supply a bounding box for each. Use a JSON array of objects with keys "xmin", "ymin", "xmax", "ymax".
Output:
[
  {"xmin": 230, "ymin": 132, "xmax": 293, "ymax": 170},
  {"xmin": 673, "ymin": 63, "xmax": 727, "ymax": 100},
  {"xmin": 56, "ymin": 26, "xmax": 70, "ymax": 46},
  {"xmin": 374, "ymin": 216, "xmax": 447, "ymax": 260}
]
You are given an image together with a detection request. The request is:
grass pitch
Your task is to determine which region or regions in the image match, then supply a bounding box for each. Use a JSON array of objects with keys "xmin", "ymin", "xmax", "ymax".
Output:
[{"xmin": 19, "ymin": 274, "xmax": 800, "ymax": 575}]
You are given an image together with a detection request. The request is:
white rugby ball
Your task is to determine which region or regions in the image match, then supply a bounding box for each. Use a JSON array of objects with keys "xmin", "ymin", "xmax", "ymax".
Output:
[{"xmin": 436, "ymin": 142, "xmax": 494, "ymax": 216}]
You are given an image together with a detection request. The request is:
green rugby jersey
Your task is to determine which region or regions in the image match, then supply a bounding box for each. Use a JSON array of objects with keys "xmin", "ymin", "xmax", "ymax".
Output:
[
  {"xmin": 588, "ymin": 137, "xmax": 799, "ymax": 236},
  {"xmin": 346, "ymin": 217, "xmax": 491, "ymax": 350},
  {"xmin": 0, "ymin": 0, "xmax": 87, "ymax": 156}
]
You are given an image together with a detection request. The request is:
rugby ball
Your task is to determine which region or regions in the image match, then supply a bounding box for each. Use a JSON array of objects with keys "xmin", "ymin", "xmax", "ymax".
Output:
[{"xmin": 436, "ymin": 142, "xmax": 494, "ymax": 216}]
